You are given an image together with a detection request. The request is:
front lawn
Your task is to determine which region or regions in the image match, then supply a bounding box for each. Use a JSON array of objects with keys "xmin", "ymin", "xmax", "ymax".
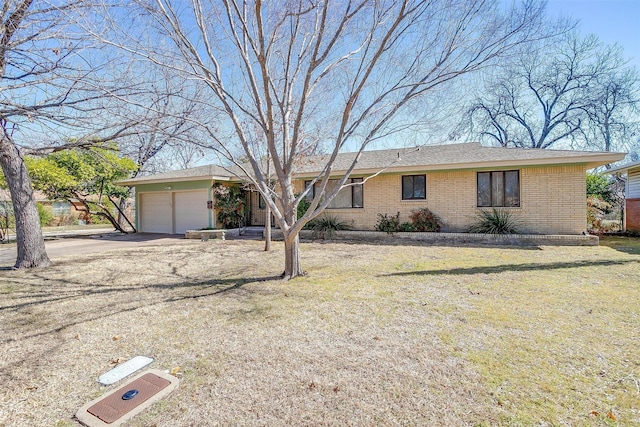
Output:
[{"xmin": 1, "ymin": 237, "xmax": 638, "ymax": 426}]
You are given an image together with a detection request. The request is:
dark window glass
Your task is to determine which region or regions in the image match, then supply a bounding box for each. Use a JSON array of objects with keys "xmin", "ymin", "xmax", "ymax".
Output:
[
  {"xmin": 258, "ymin": 194, "xmax": 265, "ymax": 209},
  {"xmin": 505, "ymin": 171, "xmax": 520, "ymax": 207},
  {"xmin": 306, "ymin": 178, "xmax": 363, "ymax": 209},
  {"xmin": 402, "ymin": 175, "xmax": 426, "ymax": 200},
  {"xmin": 352, "ymin": 178, "xmax": 363, "ymax": 208},
  {"xmin": 491, "ymin": 171, "xmax": 504, "ymax": 207},
  {"xmin": 304, "ymin": 180, "xmax": 314, "ymax": 200},
  {"xmin": 477, "ymin": 171, "xmax": 519, "ymax": 207},
  {"xmin": 477, "ymin": 172, "xmax": 491, "ymax": 207}
]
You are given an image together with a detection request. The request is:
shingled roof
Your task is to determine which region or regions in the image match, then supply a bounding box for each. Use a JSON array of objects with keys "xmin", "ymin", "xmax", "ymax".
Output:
[
  {"xmin": 294, "ymin": 143, "xmax": 625, "ymax": 176},
  {"xmin": 118, "ymin": 142, "xmax": 625, "ymax": 185},
  {"xmin": 606, "ymin": 160, "xmax": 640, "ymax": 174},
  {"xmin": 117, "ymin": 164, "xmax": 242, "ymax": 185}
]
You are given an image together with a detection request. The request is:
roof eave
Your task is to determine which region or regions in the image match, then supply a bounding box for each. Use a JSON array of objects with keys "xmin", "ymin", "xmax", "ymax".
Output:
[
  {"xmin": 116, "ymin": 175, "xmax": 233, "ymax": 186},
  {"xmin": 605, "ymin": 160, "xmax": 640, "ymax": 175},
  {"xmin": 294, "ymin": 153, "xmax": 626, "ymax": 178}
]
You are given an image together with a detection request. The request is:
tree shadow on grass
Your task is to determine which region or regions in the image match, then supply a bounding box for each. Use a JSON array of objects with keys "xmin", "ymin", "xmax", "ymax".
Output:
[
  {"xmin": 380, "ymin": 259, "xmax": 639, "ymax": 277},
  {"xmin": 301, "ymin": 237, "xmax": 545, "ymax": 251},
  {"xmin": 0, "ymin": 273, "xmax": 282, "ymax": 343},
  {"xmin": 0, "ymin": 273, "xmax": 285, "ymax": 379},
  {"xmin": 599, "ymin": 235, "xmax": 640, "ymax": 255}
]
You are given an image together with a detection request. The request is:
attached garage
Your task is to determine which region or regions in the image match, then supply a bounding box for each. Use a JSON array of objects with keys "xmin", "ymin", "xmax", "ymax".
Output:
[
  {"xmin": 174, "ymin": 190, "xmax": 209, "ymax": 234},
  {"xmin": 139, "ymin": 192, "xmax": 172, "ymax": 233},
  {"xmin": 117, "ymin": 166, "xmax": 238, "ymax": 234},
  {"xmin": 138, "ymin": 189, "xmax": 210, "ymax": 234}
]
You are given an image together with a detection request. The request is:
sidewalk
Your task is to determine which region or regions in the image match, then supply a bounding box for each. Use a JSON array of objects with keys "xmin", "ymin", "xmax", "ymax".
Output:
[
  {"xmin": 2, "ymin": 226, "xmax": 121, "ymax": 243},
  {"xmin": 0, "ymin": 230, "xmax": 181, "ymax": 267},
  {"xmin": 41, "ymin": 227, "xmax": 119, "ymax": 239}
]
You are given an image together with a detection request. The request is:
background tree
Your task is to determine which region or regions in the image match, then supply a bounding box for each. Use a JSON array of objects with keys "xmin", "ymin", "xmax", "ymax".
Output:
[
  {"xmin": 115, "ymin": 67, "xmax": 210, "ymax": 176},
  {"xmin": 461, "ymin": 31, "xmax": 639, "ymax": 151},
  {"xmin": 24, "ymin": 147, "xmax": 137, "ymax": 232},
  {"xmin": 582, "ymin": 66, "xmax": 639, "ymax": 154},
  {"xmin": 0, "ymin": 0, "xmax": 148, "ymax": 268},
  {"xmin": 111, "ymin": 67, "xmax": 211, "ymax": 228},
  {"xmin": 106, "ymin": 0, "xmax": 547, "ymax": 279}
]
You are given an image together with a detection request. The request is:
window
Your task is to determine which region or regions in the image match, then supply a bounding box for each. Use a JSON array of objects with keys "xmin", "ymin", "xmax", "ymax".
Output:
[
  {"xmin": 52, "ymin": 201, "xmax": 71, "ymax": 216},
  {"xmin": 258, "ymin": 193, "xmax": 265, "ymax": 209},
  {"xmin": 402, "ymin": 175, "xmax": 426, "ymax": 200},
  {"xmin": 477, "ymin": 171, "xmax": 520, "ymax": 207},
  {"xmin": 304, "ymin": 178, "xmax": 363, "ymax": 208}
]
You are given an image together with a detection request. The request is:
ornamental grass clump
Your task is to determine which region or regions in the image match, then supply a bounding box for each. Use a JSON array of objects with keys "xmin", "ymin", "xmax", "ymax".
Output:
[
  {"xmin": 307, "ymin": 215, "xmax": 353, "ymax": 240},
  {"xmin": 468, "ymin": 208, "xmax": 520, "ymax": 234}
]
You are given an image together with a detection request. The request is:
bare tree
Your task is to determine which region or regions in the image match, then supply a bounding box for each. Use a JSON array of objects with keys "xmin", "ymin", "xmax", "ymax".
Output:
[
  {"xmin": 462, "ymin": 31, "xmax": 638, "ymax": 150},
  {"xmin": 583, "ymin": 66, "xmax": 639, "ymax": 155},
  {"xmin": 116, "ymin": 67, "xmax": 209, "ymax": 175},
  {"xmin": 107, "ymin": 0, "xmax": 546, "ymax": 278}
]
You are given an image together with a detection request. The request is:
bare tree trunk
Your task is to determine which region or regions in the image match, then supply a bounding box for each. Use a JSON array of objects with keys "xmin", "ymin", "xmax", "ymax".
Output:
[
  {"xmin": 117, "ymin": 196, "xmax": 128, "ymax": 229},
  {"xmin": 264, "ymin": 202, "xmax": 271, "ymax": 251},
  {"xmin": 282, "ymin": 232, "xmax": 302, "ymax": 279},
  {"xmin": 264, "ymin": 154, "xmax": 271, "ymax": 251},
  {"xmin": 77, "ymin": 199, "xmax": 129, "ymax": 233},
  {"xmin": 0, "ymin": 137, "xmax": 50, "ymax": 268},
  {"xmin": 111, "ymin": 196, "xmax": 136, "ymax": 232}
]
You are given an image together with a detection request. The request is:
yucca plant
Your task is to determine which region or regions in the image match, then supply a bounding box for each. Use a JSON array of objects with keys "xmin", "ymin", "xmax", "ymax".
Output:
[
  {"xmin": 307, "ymin": 215, "xmax": 353, "ymax": 240},
  {"xmin": 468, "ymin": 209, "xmax": 520, "ymax": 234}
]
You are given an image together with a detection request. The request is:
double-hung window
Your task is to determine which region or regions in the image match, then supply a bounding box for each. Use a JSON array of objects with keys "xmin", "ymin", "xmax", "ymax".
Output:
[
  {"xmin": 304, "ymin": 178, "xmax": 363, "ymax": 208},
  {"xmin": 402, "ymin": 175, "xmax": 426, "ymax": 200},
  {"xmin": 477, "ymin": 171, "xmax": 520, "ymax": 207}
]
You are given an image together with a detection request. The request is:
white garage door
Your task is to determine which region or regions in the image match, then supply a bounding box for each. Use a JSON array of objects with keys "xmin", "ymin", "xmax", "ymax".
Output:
[
  {"xmin": 139, "ymin": 192, "xmax": 172, "ymax": 233},
  {"xmin": 174, "ymin": 190, "xmax": 209, "ymax": 234}
]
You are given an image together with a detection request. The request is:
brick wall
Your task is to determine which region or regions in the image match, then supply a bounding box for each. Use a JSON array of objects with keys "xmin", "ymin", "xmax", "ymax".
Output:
[
  {"xmin": 287, "ymin": 164, "xmax": 588, "ymax": 235},
  {"xmin": 626, "ymin": 198, "xmax": 640, "ymax": 233}
]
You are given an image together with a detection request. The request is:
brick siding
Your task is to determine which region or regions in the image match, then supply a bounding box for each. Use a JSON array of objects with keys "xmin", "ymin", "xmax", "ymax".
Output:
[
  {"xmin": 249, "ymin": 164, "xmax": 588, "ymax": 235},
  {"xmin": 626, "ymin": 198, "xmax": 640, "ymax": 233}
]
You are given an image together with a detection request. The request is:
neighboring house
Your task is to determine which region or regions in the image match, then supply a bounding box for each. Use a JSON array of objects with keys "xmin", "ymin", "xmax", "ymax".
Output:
[
  {"xmin": 0, "ymin": 189, "xmax": 74, "ymax": 219},
  {"xmin": 33, "ymin": 192, "xmax": 74, "ymax": 218},
  {"xmin": 116, "ymin": 143, "xmax": 625, "ymax": 235},
  {"xmin": 607, "ymin": 161, "xmax": 640, "ymax": 233}
]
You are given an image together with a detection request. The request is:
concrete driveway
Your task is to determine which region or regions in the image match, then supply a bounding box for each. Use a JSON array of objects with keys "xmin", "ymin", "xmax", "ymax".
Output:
[{"xmin": 0, "ymin": 232, "xmax": 184, "ymax": 267}]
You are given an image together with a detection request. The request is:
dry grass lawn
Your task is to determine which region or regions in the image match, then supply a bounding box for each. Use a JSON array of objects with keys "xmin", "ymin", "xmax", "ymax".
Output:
[{"xmin": 1, "ymin": 236, "xmax": 639, "ymax": 426}]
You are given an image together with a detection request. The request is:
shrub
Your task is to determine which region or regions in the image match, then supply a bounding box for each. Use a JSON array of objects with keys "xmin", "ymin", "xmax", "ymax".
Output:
[
  {"xmin": 586, "ymin": 173, "xmax": 614, "ymax": 205},
  {"xmin": 468, "ymin": 209, "xmax": 520, "ymax": 234},
  {"xmin": 90, "ymin": 211, "xmax": 116, "ymax": 225},
  {"xmin": 49, "ymin": 212, "xmax": 80, "ymax": 227},
  {"xmin": 307, "ymin": 215, "xmax": 353, "ymax": 240},
  {"xmin": 213, "ymin": 183, "xmax": 245, "ymax": 228},
  {"xmin": 587, "ymin": 195, "xmax": 618, "ymax": 235},
  {"xmin": 36, "ymin": 203, "xmax": 54, "ymax": 226},
  {"xmin": 375, "ymin": 212, "xmax": 400, "ymax": 234},
  {"xmin": 409, "ymin": 208, "xmax": 442, "ymax": 232},
  {"xmin": 297, "ymin": 195, "xmax": 311, "ymax": 221},
  {"xmin": 398, "ymin": 222, "xmax": 415, "ymax": 232}
]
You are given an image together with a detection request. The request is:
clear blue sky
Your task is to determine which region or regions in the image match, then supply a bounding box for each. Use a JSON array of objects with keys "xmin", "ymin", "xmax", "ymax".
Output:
[{"xmin": 545, "ymin": 0, "xmax": 640, "ymax": 69}]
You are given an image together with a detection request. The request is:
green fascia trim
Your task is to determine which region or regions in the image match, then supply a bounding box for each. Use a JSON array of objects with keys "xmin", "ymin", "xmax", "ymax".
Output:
[{"xmin": 134, "ymin": 180, "xmax": 212, "ymax": 192}]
